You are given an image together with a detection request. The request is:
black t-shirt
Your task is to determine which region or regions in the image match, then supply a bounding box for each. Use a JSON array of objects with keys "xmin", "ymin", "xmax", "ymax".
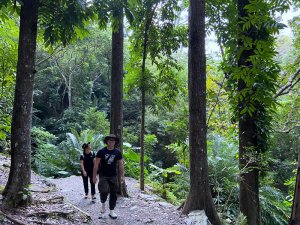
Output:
[
  {"xmin": 96, "ymin": 147, "xmax": 123, "ymax": 177},
  {"xmin": 80, "ymin": 151, "xmax": 95, "ymax": 174}
]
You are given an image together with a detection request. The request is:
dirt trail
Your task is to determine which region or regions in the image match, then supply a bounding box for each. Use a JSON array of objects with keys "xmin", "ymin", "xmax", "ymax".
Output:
[{"xmin": 50, "ymin": 175, "xmax": 186, "ymax": 225}]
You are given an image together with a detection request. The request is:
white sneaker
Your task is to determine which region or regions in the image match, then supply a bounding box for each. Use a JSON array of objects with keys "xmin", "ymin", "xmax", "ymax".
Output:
[
  {"xmin": 109, "ymin": 210, "xmax": 117, "ymax": 219},
  {"xmin": 100, "ymin": 203, "xmax": 106, "ymax": 213},
  {"xmin": 98, "ymin": 203, "xmax": 106, "ymax": 219}
]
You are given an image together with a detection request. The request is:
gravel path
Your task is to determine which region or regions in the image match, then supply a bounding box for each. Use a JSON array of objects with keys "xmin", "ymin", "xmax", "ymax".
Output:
[{"xmin": 50, "ymin": 176, "xmax": 186, "ymax": 225}]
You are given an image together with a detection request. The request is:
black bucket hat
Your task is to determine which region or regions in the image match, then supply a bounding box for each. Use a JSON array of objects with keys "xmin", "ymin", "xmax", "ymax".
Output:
[
  {"xmin": 103, "ymin": 134, "xmax": 119, "ymax": 146},
  {"xmin": 82, "ymin": 142, "xmax": 90, "ymax": 149}
]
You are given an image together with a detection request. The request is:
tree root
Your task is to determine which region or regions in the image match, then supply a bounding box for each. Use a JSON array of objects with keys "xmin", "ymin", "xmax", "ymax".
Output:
[
  {"xmin": 27, "ymin": 209, "xmax": 74, "ymax": 217},
  {"xmin": 177, "ymin": 201, "xmax": 184, "ymax": 210},
  {"xmin": 69, "ymin": 203, "xmax": 92, "ymax": 220},
  {"xmin": 27, "ymin": 220, "xmax": 57, "ymax": 225},
  {"xmin": 0, "ymin": 210, "xmax": 27, "ymax": 225},
  {"xmin": 34, "ymin": 195, "xmax": 64, "ymax": 204},
  {"xmin": 30, "ymin": 189, "xmax": 51, "ymax": 193}
]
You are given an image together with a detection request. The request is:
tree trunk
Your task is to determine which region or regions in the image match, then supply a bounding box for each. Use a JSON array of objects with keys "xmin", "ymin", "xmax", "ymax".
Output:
[
  {"xmin": 110, "ymin": 9, "xmax": 128, "ymax": 197},
  {"xmin": 68, "ymin": 73, "xmax": 72, "ymax": 109},
  {"xmin": 136, "ymin": 6, "xmax": 157, "ymax": 192},
  {"xmin": 237, "ymin": 0, "xmax": 260, "ymax": 223},
  {"xmin": 289, "ymin": 152, "xmax": 300, "ymax": 225},
  {"xmin": 182, "ymin": 0, "xmax": 221, "ymax": 224},
  {"xmin": 2, "ymin": 0, "xmax": 39, "ymax": 209},
  {"xmin": 140, "ymin": 88, "xmax": 145, "ymax": 191},
  {"xmin": 139, "ymin": 17, "xmax": 150, "ymax": 191},
  {"xmin": 238, "ymin": 107, "xmax": 260, "ymax": 225}
]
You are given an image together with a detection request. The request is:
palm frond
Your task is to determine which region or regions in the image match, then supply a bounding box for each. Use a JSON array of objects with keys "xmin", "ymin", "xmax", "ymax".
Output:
[{"xmin": 259, "ymin": 185, "xmax": 290, "ymax": 225}]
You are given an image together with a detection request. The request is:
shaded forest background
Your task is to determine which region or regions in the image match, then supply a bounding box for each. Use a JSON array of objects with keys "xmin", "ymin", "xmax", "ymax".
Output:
[{"xmin": 0, "ymin": 0, "xmax": 300, "ymax": 224}]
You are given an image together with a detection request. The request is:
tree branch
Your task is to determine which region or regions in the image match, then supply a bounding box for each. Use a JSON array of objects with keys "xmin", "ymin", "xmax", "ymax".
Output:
[
  {"xmin": 275, "ymin": 125, "xmax": 300, "ymax": 133},
  {"xmin": 207, "ymin": 76, "xmax": 226, "ymax": 126},
  {"xmin": 36, "ymin": 45, "xmax": 63, "ymax": 67},
  {"xmin": 275, "ymin": 67, "xmax": 300, "ymax": 98}
]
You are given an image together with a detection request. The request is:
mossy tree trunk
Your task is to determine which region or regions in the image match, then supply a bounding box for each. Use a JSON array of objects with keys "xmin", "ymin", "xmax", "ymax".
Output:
[{"xmin": 237, "ymin": 0, "xmax": 260, "ymax": 223}]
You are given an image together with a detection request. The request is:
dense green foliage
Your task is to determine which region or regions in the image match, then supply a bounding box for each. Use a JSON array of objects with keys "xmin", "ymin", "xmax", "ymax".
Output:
[
  {"xmin": 31, "ymin": 127, "xmax": 66, "ymax": 177},
  {"xmin": 0, "ymin": 17, "xmax": 18, "ymax": 142}
]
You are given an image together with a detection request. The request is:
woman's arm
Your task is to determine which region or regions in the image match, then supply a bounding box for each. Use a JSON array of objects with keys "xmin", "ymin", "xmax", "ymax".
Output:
[{"xmin": 80, "ymin": 160, "xmax": 87, "ymax": 176}]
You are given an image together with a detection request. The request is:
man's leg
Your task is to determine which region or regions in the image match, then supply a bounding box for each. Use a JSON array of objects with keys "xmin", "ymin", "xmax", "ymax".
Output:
[
  {"xmin": 108, "ymin": 176, "xmax": 119, "ymax": 219},
  {"xmin": 109, "ymin": 192, "xmax": 117, "ymax": 210},
  {"xmin": 100, "ymin": 193, "xmax": 108, "ymax": 204},
  {"xmin": 98, "ymin": 176, "xmax": 109, "ymax": 214}
]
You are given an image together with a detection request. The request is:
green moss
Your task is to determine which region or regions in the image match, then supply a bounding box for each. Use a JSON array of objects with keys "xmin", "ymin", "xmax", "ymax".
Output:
[{"xmin": 0, "ymin": 185, "xmax": 4, "ymax": 194}]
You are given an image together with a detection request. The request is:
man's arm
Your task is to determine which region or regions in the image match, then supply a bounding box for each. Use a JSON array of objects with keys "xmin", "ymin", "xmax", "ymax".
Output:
[
  {"xmin": 118, "ymin": 159, "xmax": 125, "ymax": 183},
  {"xmin": 93, "ymin": 157, "xmax": 100, "ymax": 184}
]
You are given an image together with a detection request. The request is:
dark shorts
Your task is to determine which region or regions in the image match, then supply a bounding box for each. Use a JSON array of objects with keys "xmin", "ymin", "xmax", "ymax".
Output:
[{"xmin": 98, "ymin": 176, "xmax": 118, "ymax": 193}]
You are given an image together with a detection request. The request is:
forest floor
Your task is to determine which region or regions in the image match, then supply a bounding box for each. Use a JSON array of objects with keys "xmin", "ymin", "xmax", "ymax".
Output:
[{"xmin": 0, "ymin": 154, "xmax": 187, "ymax": 225}]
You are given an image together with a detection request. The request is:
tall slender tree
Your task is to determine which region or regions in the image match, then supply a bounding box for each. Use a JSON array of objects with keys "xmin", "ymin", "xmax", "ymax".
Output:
[
  {"xmin": 236, "ymin": 2, "xmax": 260, "ymax": 224},
  {"xmin": 93, "ymin": 0, "xmax": 130, "ymax": 196},
  {"xmin": 181, "ymin": 0, "xmax": 221, "ymax": 224},
  {"xmin": 138, "ymin": 1, "xmax": 158, "ymax": 191},
  {"xmin": 290, "ymin": 152, "xmax": 300, "ymax": 225},
  {"xmin": 126, "ymin": 0, "xmax": 187, "ymax": 191},
  {"xmin": 206, "ymin": 0, "xmax": 289, "ymax": 223},
  {"xmin": 235, "ymin": 1, "xmax": 287, "ymax": 223},
  {"xmin": 110, "ymin": 5, "xmax": 127, "ymax": 196},
  {"xmin": 2, "ymin": 0, "xmax": 39, "ymax": 209},
  {"xmin": 2, "ymin": 0, "xmax": 92, "ymax": 209}
]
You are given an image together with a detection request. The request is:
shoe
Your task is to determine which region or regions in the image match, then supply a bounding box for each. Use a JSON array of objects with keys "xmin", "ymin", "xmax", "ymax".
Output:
[
  {"xmin": 91, "ymin": 195, "xmax": 96, "ymax": 202},
  {"xmin": 109, "ymin": 210, "xmax": 117, "ymax": 219},
  {"xmin": 100, "ymin": 203, "xmax": 106, "ymax": 213},
  {"xmin": 98, "ymin": 211, "xmax": 104, "ymax": 219},
  {"xmin": 84, "ymin": 194, "xmax": 88, "ymax": 199}
]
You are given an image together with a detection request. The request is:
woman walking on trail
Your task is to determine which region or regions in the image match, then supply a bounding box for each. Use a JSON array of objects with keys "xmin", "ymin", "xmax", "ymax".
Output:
[
  {"xmin": 93, "ymin": 134, "xmax": 124, "ymax": 219},
  {"xmin": 80, "ymin": 142, "xmax": 96, "ymax": 201}
]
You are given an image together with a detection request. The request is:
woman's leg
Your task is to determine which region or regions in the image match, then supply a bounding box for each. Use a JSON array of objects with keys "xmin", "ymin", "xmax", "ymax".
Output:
[
  {"xmin": 88, "ymin": 173, "xmax": 96, "ymax": 196},
  {"xmin": 82, "ymin": 175, "xmax": 89, "ymax": 196}
]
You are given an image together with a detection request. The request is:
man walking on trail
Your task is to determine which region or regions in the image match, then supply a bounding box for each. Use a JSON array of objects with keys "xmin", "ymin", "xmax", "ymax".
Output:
[{"xmin": 93, "ymin": 134, "xmax": 124, "ymax": 219}]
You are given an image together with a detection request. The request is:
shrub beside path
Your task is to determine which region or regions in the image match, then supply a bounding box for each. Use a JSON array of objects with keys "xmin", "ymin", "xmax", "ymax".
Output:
[{"xmin": 50, "ymin": 175, "xmax": 186, "ymax": 225}]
